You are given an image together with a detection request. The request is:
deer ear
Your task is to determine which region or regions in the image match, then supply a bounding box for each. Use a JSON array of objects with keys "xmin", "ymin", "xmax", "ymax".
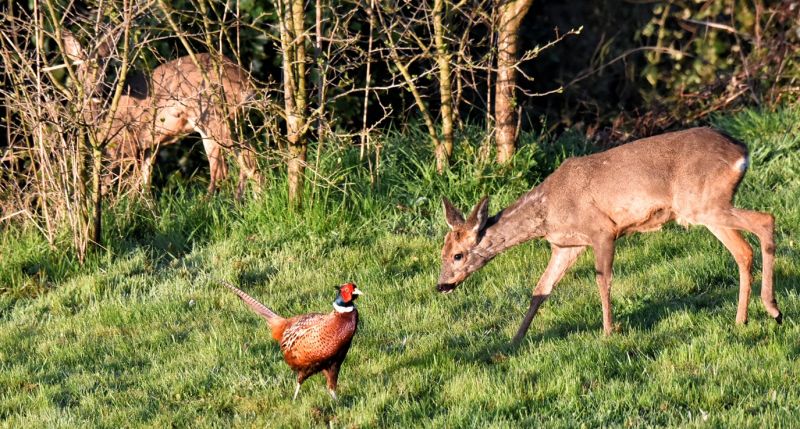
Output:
[
  {"xmin": 61, "ymin": 29, "xmax": 86, "ymax": 62},
  {"xmin": 466, "ymin": 196, "xmax": 490, "ymax": 233},
  {"xmin": 94, "ymin": 26, "xmax": 121, "ymax": 59},
  {"xmin": 442, "ymin": 198, "xmax": 465, "ymax": 230}
]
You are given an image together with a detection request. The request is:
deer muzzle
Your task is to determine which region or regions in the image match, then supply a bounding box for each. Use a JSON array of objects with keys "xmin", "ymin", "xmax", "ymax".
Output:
[{"xmin": 436, "ymin": 282, "xmax": 458, "ymax": 294}]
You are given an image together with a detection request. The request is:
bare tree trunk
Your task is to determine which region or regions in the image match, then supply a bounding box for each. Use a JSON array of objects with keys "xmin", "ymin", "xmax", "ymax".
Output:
[
  {"xmin": 92, "ymin": 2, "xmax": 132, "ymax": 246},
  {"xmin": 433, "ymin": 0, "xmax": 453, "ymax": 159},
  {"xmin": 32, "ymin": 0, "xmax": 55, "ymax": 246},
  {"xmin": 495, "ymin": 0, "xmax": 533, "ymax": 163},
  {"xmin": 286, "ymin": 121, "xmax": 306, "ymax": 208},
  {"xmin": 394, "ymin": 56, "xmax": 447, "ymax": 173},
  {"xmin": 479, "ymin": 1, "xmax": 497, "ymax": 162},
  {"xmin": 292, "ymin": 0, "xmax": 307, "ymax": 114},
  {"xmin": 314, "ymin": 0, "xmax": 325, "ymax": 146},
  {"xmin": 90, "ymin": 145, "xmax": 102, "ymax": 245},
  {"xmin": 360, "ymin": 0, "xmax": 375, "ymax": 162},
  {"xmin": 311, "ymin": 0, "xmax": 327, "ymax": 200},
  {"xmin": 279, "ymin": 0, "xmax": 307, "ymax": 208},
  {"xmin": 375, "ymin": 4, "xmax": 447, "ymax": 173}
]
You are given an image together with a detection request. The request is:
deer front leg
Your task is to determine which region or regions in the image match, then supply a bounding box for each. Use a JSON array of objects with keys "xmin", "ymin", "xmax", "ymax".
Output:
[
  {"xmin": 512, "ymin": 244, "xmax": 585, "ymax": 345},
  {"xmin": 234, "ymin": 145, "xmax": 261, "ymax": 201},
  {"xmin": 205, "ymin": 143, "xmax": 226, "ymax": 196},
  {"xmin": 593, "ymin": 236, "xmax": 616, "ymax": 336},
  {"xmin": 196, "ymin": 127, "xmax": 228, "ymax": 196},
  {"xmin": 230, "ymin": 118, "xmax": 262, "ymax": 201},
  {"xmin": 140, "ymin": 147, "xmax": 155, "ymax": 195}
]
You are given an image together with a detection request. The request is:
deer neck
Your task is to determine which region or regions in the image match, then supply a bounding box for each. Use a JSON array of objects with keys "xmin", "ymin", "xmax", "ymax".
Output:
[{"xmin": 477, "ymin": 188, "xmax": 547, "ymax": 258}]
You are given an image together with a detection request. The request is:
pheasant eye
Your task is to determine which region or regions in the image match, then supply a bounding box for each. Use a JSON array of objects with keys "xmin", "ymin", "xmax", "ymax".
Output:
[{"xmin": 454, "ymin": 253, "xmax": 463, "ymax": 261}]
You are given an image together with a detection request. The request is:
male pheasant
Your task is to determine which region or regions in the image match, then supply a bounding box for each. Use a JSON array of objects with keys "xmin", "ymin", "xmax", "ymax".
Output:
[{"xmin": 223, "ymin": 281, "xmax": 362, "ymax": 400}]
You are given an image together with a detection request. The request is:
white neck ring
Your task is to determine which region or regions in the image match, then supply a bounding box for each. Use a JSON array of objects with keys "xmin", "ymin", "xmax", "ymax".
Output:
[{"xmin": 333, "ymin": 303, "xmax": 355, "ymax": 313}]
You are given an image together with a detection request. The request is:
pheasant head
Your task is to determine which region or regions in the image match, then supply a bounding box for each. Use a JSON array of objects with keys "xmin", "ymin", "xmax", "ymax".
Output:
[{"xmin": 333, "ymin": 282, "xmax": 363, "ymax": 313}]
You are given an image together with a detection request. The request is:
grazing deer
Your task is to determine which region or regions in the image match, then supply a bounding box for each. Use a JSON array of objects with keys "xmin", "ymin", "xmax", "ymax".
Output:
[
  {"xmin": 62, "ymin": 30, "xmax": 261, "ymax": 199},
  {"xmin": 437, "ymin": 127, "xmax": 781, "ymax": 344}
]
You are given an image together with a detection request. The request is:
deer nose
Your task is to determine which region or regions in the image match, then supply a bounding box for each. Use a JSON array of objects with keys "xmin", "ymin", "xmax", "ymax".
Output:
[{"xmin": 437, "ymin": 283, "xmax": 457, "ymax": 294}]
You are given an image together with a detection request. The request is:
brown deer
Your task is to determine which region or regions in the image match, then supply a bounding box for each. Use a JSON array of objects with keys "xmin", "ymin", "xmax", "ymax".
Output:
[
  {"xmin": 437, "ymin": 127, "xmax": 781, "ymax": 344},
  {"xmin": 62, "ymin": 30, "xmax": 261, "ymax": 199}
]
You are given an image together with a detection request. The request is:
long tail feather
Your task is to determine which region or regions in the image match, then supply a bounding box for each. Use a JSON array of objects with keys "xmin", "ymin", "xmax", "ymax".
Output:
[{"xmin": 221, "ymin": 280, "xmax": 282, "ymax": 322}]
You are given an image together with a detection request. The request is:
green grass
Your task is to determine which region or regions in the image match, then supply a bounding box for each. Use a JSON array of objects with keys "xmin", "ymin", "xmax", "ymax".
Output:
[{"xmin": 1, "ymin": 109, "xmax": 800, "ymax": 427}]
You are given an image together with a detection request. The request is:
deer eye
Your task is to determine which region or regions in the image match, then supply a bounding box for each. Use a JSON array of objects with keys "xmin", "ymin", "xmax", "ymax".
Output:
[{"xmin": 453, "ymin": 253, "xmax": 464, "ymax": 261}]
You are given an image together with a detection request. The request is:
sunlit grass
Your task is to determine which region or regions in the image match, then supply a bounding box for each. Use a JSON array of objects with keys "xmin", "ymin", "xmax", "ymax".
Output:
[{"xmin": 1, "ymin": 109, "xmax": 799, "ymax": 427}]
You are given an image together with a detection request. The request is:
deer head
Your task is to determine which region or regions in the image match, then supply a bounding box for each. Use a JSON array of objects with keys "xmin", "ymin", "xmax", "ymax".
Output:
[
  {"xmin": 60, "ymin": 27, "xmax": 261, "ymax": 198},
  {"xmin": 61, "ymin": 28, "xmax": 118, "ymax": 103},
  {"xmin": 437, "ymin": 196, "xmax": 492, "ymax": 293}
]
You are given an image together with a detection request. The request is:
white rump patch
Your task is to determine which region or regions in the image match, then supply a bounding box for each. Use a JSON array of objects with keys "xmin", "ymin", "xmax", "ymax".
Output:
[{"xmin": 733, "ymin": 156, "xmax": 749, "ymax": 172}]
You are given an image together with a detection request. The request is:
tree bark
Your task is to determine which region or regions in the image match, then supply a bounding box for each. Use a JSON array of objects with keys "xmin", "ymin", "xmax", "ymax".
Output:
[
  {"xmin": 375, "ymin": 4, "xmax": 447, "ymax": 173},
  {"xmin": 279, "ymin": 0, "xmax": 307, "ymax": 208},
  {"xmin": 90, "ymin": 144, "xmax": 102, "ymax": 246},
  {"xmin": 360, "ymin": 0, "xmax": 375, "ymax": 161},
  {"xmin": 433, "ymin": 0, "xmax": 453, "ymax": 160},
  {"xmin": 391, "ymin": 55, "xmax": 446, "ymax": 172},
  {"xmin": 495, "ymin": 0, "xmax": 533, "ymax": 164},
  {"xmin": 292, "ymin": 0, "xmax": 307, "ymax": 113}
]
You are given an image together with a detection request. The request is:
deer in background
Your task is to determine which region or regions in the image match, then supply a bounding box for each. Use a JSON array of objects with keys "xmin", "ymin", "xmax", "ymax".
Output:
[
  {"xmin": 62, "ymin": 30, "xmax": 262, "ymax": 199},
  {"xmin": 437, "ymin": 127, "xmax": 782, "ymax": 344}
]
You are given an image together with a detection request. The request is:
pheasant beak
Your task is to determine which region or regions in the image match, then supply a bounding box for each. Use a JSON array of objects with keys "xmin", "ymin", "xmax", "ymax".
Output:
[{"xmin": 352, "ymin": 287, "xmax": 364, "ymax": 296}]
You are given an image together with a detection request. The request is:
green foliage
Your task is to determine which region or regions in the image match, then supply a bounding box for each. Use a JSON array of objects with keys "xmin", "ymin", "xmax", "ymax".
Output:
[
  {"xmin": 712, "ymin": 107, "xmax": 800, "ymax": 232},
  {"xmin": 637, "ymin": 0, "xmax": 800, "ymax": 113},
  {"xmin": 525, "ymin": 1, "xmax": 799, "ymax": 133},
  {"xmin": 1, "ymin": 110, "xmax": 800, "ymax": 426}
]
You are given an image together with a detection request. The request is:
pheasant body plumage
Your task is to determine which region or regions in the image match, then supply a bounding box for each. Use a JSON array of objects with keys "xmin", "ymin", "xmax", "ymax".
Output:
[{"xmin": 223, "ymin": 281, "xmax": 361, "ymax": 400}]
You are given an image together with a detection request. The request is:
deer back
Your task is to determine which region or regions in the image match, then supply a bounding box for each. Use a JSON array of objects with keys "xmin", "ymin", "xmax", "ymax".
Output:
[
  {"xmin": 61, "ymin": 31, "xmax": 252, "ymax": 157},
  {"xmin": 536, "ymin": 127, "xmax": 748, "ymax": 238},
  {"xmin": 109, "ymin": 53, "xmax": 253, "ymax": 157}
]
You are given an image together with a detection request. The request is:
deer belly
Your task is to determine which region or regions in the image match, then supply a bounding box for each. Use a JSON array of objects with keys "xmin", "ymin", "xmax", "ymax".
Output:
[{"xmin": 617, "ymin": 207, "xmax": 674, "ymax": 235}]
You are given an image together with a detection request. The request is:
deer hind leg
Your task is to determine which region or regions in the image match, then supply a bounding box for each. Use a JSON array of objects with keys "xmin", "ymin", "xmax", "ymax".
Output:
[
  {"xmin": 706, "ymin": 226, "xmax": 753, "ymax": 324},
  {"xmin": 705, "ymin": 208, "xmax": 780, "ymax": 323},
  {"xmin": 592, "ymin": 237, "xmax": 616, "ymax": 336},
  {"xmin": 512, "ymin": 244, "xmax": 586, "ymax": 345}
]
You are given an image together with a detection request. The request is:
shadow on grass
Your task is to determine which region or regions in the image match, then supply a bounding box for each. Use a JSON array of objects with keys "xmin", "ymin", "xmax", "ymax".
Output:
[{"xmin": 431, "ymin": 263, "xmax": 798, "ymax": 363}]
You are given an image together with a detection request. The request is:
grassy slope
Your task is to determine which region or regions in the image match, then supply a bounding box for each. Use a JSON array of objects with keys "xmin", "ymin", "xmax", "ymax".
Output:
[{"xmin": 1, "ymin": 109, "xmax": 799, "ymax": 428}]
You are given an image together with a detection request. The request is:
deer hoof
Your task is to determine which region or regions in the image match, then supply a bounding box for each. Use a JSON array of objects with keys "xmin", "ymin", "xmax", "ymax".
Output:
[{"xmin": 774, "ymin": 312, "xmax": 783, "ymax": 325}]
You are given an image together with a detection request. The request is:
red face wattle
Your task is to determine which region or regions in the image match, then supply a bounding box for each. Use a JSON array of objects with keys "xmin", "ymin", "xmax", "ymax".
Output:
[{"xmin": 339, "ymin": 283, "xmax": 357, "ymax": 303}]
